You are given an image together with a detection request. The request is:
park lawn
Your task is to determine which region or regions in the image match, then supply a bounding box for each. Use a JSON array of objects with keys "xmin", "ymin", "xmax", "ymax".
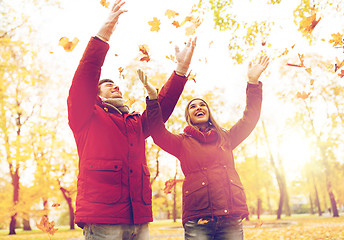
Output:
[{"xmin": 0, "ymin": 216, "xmax": 343, "ymax": 240}]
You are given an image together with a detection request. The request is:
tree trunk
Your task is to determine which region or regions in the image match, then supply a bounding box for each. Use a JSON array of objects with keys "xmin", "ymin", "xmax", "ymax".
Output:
[
  {"xmin": 9, "ymin": 169, "xmax": 20, "ymax": 235},
  {"xmin": 257, "ymin": 198, "xmax": 262, "ymax": 219},
  {"xmin": 261, "ymin": 121, "xmax": 286, "ymax": 220},
  {"xmin": 22, "ymin": 213, "xmax": 31, "ymax": 231},
  {"xmin": 309, "ymin": 194, "xmax": 314, "ymax": 215},
  {"xmin": 60, "ymin": 186, "xmax": 75, "ymax": 230},
  {"xmin": 319, "ymin": 145, "xmax": 339, "ymax": 217}
]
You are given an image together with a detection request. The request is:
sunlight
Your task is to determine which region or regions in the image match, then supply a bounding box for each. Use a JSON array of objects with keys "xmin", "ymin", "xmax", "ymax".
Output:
[{"xmin": 279, "ymin": 131, "xmax": 312, "ymax": 180}]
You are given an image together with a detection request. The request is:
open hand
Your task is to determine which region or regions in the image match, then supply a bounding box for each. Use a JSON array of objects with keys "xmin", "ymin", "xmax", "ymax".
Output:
[
  {"xmin": 137, "ymin": 69, "xmax": 157, "ymax": 99},
  {"xmin": 97, "ymin": 0, "xmax": 127, "ymax": 42},
  {"xmin": 247, "ymin": 56, "xmax": 270, "ymax": 84},
  {"xmin": 175, "ymin": 37, "xmax": 197, "ymax": 76}
]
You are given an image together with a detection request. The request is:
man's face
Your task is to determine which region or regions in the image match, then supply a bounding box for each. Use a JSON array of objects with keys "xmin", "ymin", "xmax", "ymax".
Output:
[{"xmin": 99, "ymin": 82, "xmax": 123, "ymax": 99}]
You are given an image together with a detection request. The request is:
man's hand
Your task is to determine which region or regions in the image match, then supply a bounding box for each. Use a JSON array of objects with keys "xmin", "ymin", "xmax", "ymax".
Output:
[
  {"xmin": 247, "ymin": 55, "xmax": 270, "ymax": 84},
  {"xmin": 97, "ymin": 0, "xmax": 127, "ymax": 42},
  {"xmin": 137, "ymin": 69, "xmax": 157, "ymax": 100},
  {"xmin": 175, "ymin": 37, "xmax": 197, "ymax": 76}
]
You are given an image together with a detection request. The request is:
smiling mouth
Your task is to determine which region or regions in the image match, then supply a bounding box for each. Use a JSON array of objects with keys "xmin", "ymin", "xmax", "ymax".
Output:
[{"xmin": 195, "ymin": 112, "xmax": 204, "ymax": 117}]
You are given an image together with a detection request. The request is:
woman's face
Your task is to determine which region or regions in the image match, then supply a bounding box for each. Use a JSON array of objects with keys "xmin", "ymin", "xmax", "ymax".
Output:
[{"xmin": 188, "ymin": 99, "xmax": 210, "ymax": 126}]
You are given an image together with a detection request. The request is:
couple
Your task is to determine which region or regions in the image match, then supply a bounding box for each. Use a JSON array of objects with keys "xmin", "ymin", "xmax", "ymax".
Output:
[{"xmin": 67, "ymin": 1, "xmax": 269, "ymax": 239}]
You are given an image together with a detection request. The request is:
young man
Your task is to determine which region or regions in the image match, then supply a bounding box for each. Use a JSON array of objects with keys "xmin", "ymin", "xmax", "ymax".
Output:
[{"xmin": 67, "ymin": 1, "xmax": 196, "ymax": 239}]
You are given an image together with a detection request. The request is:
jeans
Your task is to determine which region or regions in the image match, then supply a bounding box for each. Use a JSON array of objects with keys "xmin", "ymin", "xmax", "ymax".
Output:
[
  {"xmin": 83, "ymin": 223, "xmax": 149, "ymax": 240},
  {"xmin": 184, "ymin": 216, "xmax": 243, "ymax": 240}
]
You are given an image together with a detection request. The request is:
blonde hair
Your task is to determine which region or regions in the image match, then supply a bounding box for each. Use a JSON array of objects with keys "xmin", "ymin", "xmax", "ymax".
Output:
[{"xmin": 185, "ymin": 98, "xmax": 229, "ymax": 150}]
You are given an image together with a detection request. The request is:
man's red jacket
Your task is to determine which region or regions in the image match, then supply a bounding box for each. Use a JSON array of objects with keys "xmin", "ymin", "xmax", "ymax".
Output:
[{"xmin": 67, "ymin": 37, "xmax": 187, "ymax": 227}]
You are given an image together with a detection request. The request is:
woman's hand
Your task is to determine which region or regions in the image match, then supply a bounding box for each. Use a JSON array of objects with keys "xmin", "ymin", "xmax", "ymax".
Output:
[
  {"xmin": 247, "ymin": 55, "xmax": 270, "ymax": 84},
  {"xmin": 175, "ymin": 37, "xmax": 197, "ymax": 76}
]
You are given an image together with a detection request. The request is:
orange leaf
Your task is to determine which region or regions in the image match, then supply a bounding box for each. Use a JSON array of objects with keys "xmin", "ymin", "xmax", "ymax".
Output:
[
  {"xmin": 139, "ymin": 45, "xmax": 150, "ymax": 62},
  {"xmin": 197, "ymin": 218, "xmax": 209, "ymax": 225},
  {"xmin": 305, "ymin": 67, "xmax": 312, "ymax": 74},
  {"xmin": 335, "ymin": 57, "xmax": 344, "ymax": 72},
  {"xmin": 165, "ymin": 9, "xmax": 179, "ymax": 19},
  {"xmin": 329, "ymin": 33, "xmax": 343, "ymax": 47},
  {"xmin": 338, "ymin": 69, "xmax": 344, "ymax": 78},
  {"xmin": 172, "ymin": 20, "xmax": 180, "ymax": 28},
  {"xmin": 59, "ymin": 37, "xmax": 79, "ymax": 52},
  {"xmin": 255, "ymin": 220, "xmax": 264, "ymax": 228},
  {"xmin": 37, "ymin": 216, "xmax": 58, "ymax": 236},
  {"xmin": 100, "ymin": 0, "xmax": 110, "ymax": 8},
  {"xmin": 296, "ymin": 91, "xmax": 311, "ymax": 100},
  {"xmin": 148, "ymin": 17, "xmax": 161, "ymax": 32},
  {"xmin": 310, "ymin": 79, "xmax": 314, "ymax": 85},
  {"xmin": 299, "ymin": 9, "xmax": 321, "ymax": 34},
  {"xmin": 51, "ymin": 203, "xmax": 60, "ymax": 207},
  {"xmin": 140, "ymin": 56, "xmax": 150, "ymax": 62},
  {"xmin": 163, "ymin": 179, "xmax": 183, "ymax": 194}
]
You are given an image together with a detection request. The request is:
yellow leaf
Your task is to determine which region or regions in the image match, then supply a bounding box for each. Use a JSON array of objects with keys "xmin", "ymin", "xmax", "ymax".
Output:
[
  {"xmin": 329, "ymin": 33, "xmax": 343, "ymax": 47},
  {"xmin": 299, "ymin": 9, "xmax": 321, "ymax": 35},
  {"xmin": 165, "ymin": 9, "xmax": 179, "ymax": 19},
  {"xmin": 100, "ymin": 0, "xmax": 110, "ymax": 8},
  {"xmin": 58, "ymin": 37, "xmax": 79, "ymax": 52},
  {"xmin": 148, "ymin": 17, "xmax": 161, "ymax": 32}
]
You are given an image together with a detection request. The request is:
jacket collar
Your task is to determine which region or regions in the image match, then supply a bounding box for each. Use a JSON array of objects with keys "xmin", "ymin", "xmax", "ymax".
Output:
[{"xmin": 183, "ymin": 126, "xmax": 218, "ymax": 143}]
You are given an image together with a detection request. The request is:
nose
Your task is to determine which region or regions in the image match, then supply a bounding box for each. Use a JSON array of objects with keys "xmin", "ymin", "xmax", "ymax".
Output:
[{"xmin": 113, "ymin": 85, "xmax": 119, "ymax": 91}]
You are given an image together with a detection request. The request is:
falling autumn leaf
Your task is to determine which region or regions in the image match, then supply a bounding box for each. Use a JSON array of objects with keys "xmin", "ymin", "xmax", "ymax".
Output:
[
  {"xmin": 166, "ymin": 55, "xmax": 175, "ymax": 62},
  {"xmin": 59, "ymin": 37, "xmax": 79, "ymax": 52},
  {"xmin": 296, "ymin": 91, "xmax": 311, "ymax": 100},
  {"xmin": 299, "ymin": 8, "xmax": 321, "ymax": 35},
  {"xmin": 172, "ymin": 20, "xmax": 180, "ymax": 28},
  {"xmin": 37, "ymin": 215, "xmax": 58, "ymax": 237},
  {"xmin": 338, "ymin": 69, "xmax": 344, "ymax": 78},
  {"xmin": 185, "ymin": 25, "xmax": 197, "ymax": 36},
  {"xmin": 197, "ymin": 218, "xmax": 209, "ymax": 225},
  {"xmin": 139, "ymin": 45, "xmax": 151, "ymax": 62},
  {"xmin": 310, "ymin": 79, "xmax": 314, "ymax": 85},
  {"xmin": 305, "ymin": 67, "xmax": 312, "ymax": 74},
  {"xmin": 188, "ymin": 72, "xmax": 197, "ymax": 83},
  {"xmin": 165, "ymin": 9, "xmax": 179, "ymax": 19},
  {"xmin": 329, "ymin": 33, "xmax": 344, "ymax": 47},
  {"xmin": 335, "ymin": 57, "xmax": 344, "ymax": 72},
  {"xmin": 163, "ymin": 179, "xmax": 183, "ymax": 194},
  {"xmin": 148, "ymin": 17, "xmax": 161, "ymax": 32},
  {"xmin": 100, "ymin": 0, "xmax": 110, "ymax": 8},
  {"xmin": 51, "ymin": 203, "xmax": 60, "ymax": 207}
]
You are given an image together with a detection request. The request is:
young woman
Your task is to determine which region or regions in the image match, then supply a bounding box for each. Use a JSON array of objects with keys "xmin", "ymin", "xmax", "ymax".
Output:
[{"xmin": 140, "ymin": 56, "xmax": 269, "ymax": 240}]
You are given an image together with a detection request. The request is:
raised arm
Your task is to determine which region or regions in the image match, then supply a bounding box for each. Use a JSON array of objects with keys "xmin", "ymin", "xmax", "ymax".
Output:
[
  {"xmin": 228, "ymin": 55, "xmax": 269, "ymax": 149},
  {"xmin": 67, "ymin": 1, "xmax": 127, "ymax": 132}
]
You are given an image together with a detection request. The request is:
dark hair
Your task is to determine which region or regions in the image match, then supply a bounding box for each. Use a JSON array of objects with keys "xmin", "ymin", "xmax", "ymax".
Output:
[
  {"xmin": 98, "ymin": 79, "xmax": 114, "ymax": 94},
  {"xmin": 185, "ymin": 98, "xmax": 229, "ymax": 150}
]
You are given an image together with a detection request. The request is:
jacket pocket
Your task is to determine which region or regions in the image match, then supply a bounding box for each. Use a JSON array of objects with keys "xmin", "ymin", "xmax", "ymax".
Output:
[
  {"xmin": 183, "ymin": 177, "xmax": 209, "ymax": 211},
  {"xmin": 85, "ymin": 159, "xmax": 122, "ymax": 204},
  {"xmin": 230, "ymin": 180, "xmax": 247, "ymax": 207},
  {"xmin": 142, "ymin": 164, "xmax": 152, "ymax": 205}
]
